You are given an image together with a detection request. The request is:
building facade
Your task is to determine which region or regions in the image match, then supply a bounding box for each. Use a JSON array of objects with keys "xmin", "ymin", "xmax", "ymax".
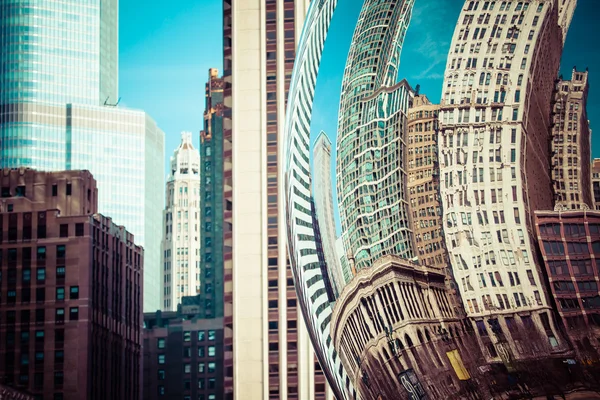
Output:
[
  {"xmin": 161, "ymin": 133, "xmax": 202, "ymax": 311},
  {"xmin": 592, "ymin": 159, "xmax": 600, "ymax": 211},
  {"xmin": 0, "ymin": 0, "xmax": 165, "ymax": 312},
  {"xmin": 407, "ymin": 95, "xmax": 448, "ymax": 270},
  {"xmin": 438, "ymin": 0, "xmax": 575, "ymax": 358},
  {"xmin": 143, "ymin": 297, "xmax": 224, "ymax": 400},
  {"xmin": 330, "ymin": 255, "xmax": 478, "ymax": 399},
  {"xmin": 312, "ymin": 131, "xmax": 344, "ymax": 298},
  {"xmin": 535, "ymin": 210, "xmax": 600, "ymax": 353},
  {"xmin": 199, "ymin": 69, "xmax": 225, "ymax": 319},
  {"xmin": 223, "ymin": 0, "xmax": 339, "ymax": 398},
  {"xmin": 0, "ymin": 169, "xmax": 143, "ymax": 400},
  {"xmin": 551, "ymin": 68, "xmax": 592, "ymax": 210},
  {"xmin": 0, "ymin": 383, "xmax": 34, "ymax": 400},
  {"xmin": 335, "ymin": 236, "xmax": 353, "ymax": 286},
  {"xmin": 335, "ymin": 0, "xmax": 416, "ymax": 272}
]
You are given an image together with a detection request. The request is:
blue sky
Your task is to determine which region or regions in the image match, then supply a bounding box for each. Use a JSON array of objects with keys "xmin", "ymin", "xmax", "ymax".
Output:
[
  {"xmin": 118, "ymin": 0, "xmax": 600, "ymax": 180},
  {"xmin": 119, "ymin": 0, "xmax": 222, "ymax": 177}
]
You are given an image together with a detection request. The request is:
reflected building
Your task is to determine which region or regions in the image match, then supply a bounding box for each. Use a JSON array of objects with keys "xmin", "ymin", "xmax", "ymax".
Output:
[
  {"xmin": 200, "ymin": 69, "xmax": 225, "ymax": 318},
  {"xmin": 592, "ymin": 159, "xmax": 600, "ymax": 210},
  {"xmin": 336, "ymin": 236, "xmax": 353, "ymax": 285},
  {"xmin": 551, "ymin": 68, "xmax": 592, "ymax": 210},
  {"xmin": 336, "ymin": 0, "xmax": 416, "ymax": 272},
  {"xmin": 312, "ymin": 131, "xmax": 344, "ymax": 297},
  {"xmin": 535, "ymin": 210, "xmax": 600, "ymax": 355},
  {"xmin": 330, "ymin": 255, "xmax": 479, "ymax": 399},
  {"xmin": 438, "ymin": 0, "xmax": 575, "ymax": 359},
  {"xmin": 0, "ymin": 0, "xmax": 165, "ymax": 311},
  {"xmin": 161, "ymin": 132, "xmax": 201, "ymax": 311},
  {"xmin": 407, "ymin": 95, "xmax": 448, "ymax": 270}
]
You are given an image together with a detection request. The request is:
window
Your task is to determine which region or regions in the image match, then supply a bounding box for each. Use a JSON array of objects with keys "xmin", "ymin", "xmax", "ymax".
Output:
[
  {"xmin": 70, "ymin": 286, "xmax": 79, "ymax": 299},
  {"xmin": 75, "ymin": 223, "xmax": 84, "ymax": 237},
  {"xmin": 37, "ymin": 246, "xmax": 46, "ymax": 260},
  {"xmin": 57, "ymin": 245, "xmax": 66, "ymax": 259},
  {"xmin": 158, "ymin": 370, "xmax": 165, "ymax": 380},
  {"xmin": 208, "ymin": 346, "xmax": 216, "ymax": 357},
  {"xmin": 158, "ymin": 354, "xmax": 165, "ymax": 364},
  {"xmin": 55, "ymin": 350, "xmax": 64, "ymax": 364},
  {"xmin": 66, "ymin": 184, "xmax": 71, "ymax": 196},
  {"xmin": 208, "ymin": 362, "xmax": 216, "ymax": 373},
  {"xmin": 60, "ymin": 224, "xmax": 68, "ymax": 238},
  {"xmin": 198, "ymin": 363, "xmax": 205, "ymax": 373},
  {"xmin": 198, "ymin": 331, "xmax": 205, "ymax": 341},
  {"xmin": 184, "ymin": 331, "xmax": 191, "ymax": 342},
  {"xmin": 208, "ymin": 330, "xmax": 216, "ymax": 341},
  {"xmin": 52, "ymin": 184, "xmax": 58, "ymax": 196},
  {"xmin": 37, "ymin": 268, "xmax": 46, "ymax": 282},
  {"xmin": 184, "ymin": 363, "xmax": 191, "ymax": 373},
  {"xmin": 54, "ymin": 371, "xmax": 64, "ymax": 385},
  {"xmin": 69, "ymin": 308, "xmax": 79, "ymax": 320},
  {"xmin": 56, "ymin": 266, "xmax": 65, "ymax": 279},
  {"xmin": 55, "ymin": 308, "xmax": 65, "ymax": 323},
  {"xmin": 198, "ymin": 347, "xmax": 205, "ymax": 357},
  {"xmin": 158, "ymin": 338, "xmax": 165, "ymax": 349}
]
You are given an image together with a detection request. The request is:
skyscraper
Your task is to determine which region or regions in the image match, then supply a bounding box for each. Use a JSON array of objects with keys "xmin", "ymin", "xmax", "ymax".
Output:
[
  {"xmin": 161, "ymin": 132, "xmax": 202, "ymax": 311},
  {"xmin": 335, "ymin": 0, "xmax": 416, "ymax": 272},
  {"xmin": 222, "ymin": 0, "xmax": 337, "ymax": 398},
  {"xmin": 0, "ymin": 0, "xmax": 165, "ymax": 311},
  {"xmin": 200, "ymin": 69, "xmax": 225, "ymax": 319},
  {"xmin": 438, "ymin": 0, "xmax": 575, "ymax": 357},
  {"xmin": 551, "ymin": 68, "xmax": 592, "ymax": 210},
  {"xmin": 407, "ymin": 94, "xmax": 448, "ymax": 270},
  {"xmin": 312, "ymin": 131, "xmax": 344, "ymax": 298}
]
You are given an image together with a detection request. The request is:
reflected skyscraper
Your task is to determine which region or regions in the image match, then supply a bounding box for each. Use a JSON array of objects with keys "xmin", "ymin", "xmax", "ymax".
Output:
[
  {"xmin": 336, "ymin": 0, "xmax": 416, "ymax": 271},
  {"xmin": 0, "ymin": 0, "xmax": 165, "ymax": 311},
  {"xmin": 438, "ymin": 0, "xmax": 576, "ymax": 358},
  {"xmin": 312, "ymin": 131, "xmax": 344, "ymax": 297}
]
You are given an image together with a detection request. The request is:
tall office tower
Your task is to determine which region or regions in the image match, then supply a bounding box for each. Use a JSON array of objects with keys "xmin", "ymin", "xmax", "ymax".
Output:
[
  {"xmin": 336, "ymin": 0, "xmax": 416, "ymax": 272},
  {"xmin": 312, "ymin": 131, "xmax": 344, "ymax": 297},
  {"xmin": 200, "ymin": 69, "xmax": 225, "ymax": 318},
  {"xmin": 0, "ymin": 0, "xmax": 165, "ymax": 312},
  {"xmin": 222, "ymin": 0, "xmax": 337, "ymax": 399},
  {"xmin": 143, "ymin": 296, "xmax": 224, "ymax": 400},
  {"xmin": 551, "ymin": 68, "xmax": 592, "ymax": 210},
  {"xmin": 161, "ymin": 133, "xmax": 201, "ymax": 311},
  {"xmin": 310, "ymin": 198, "xmax": 337, "ymax": 303},
  {"xmin": 0, "ymin": 169, "xmax": 143, "ymax": 400},
  {"xmin": 439, "ymin": 0, "xmax": 575, "ymax": 358},
  {"xmin": 407, "ymin": 94, "xmax": 449, "ymax": 269},
  {"xmin": 592, "ymin": 159, "xmax": 600, "ymax": 210}
]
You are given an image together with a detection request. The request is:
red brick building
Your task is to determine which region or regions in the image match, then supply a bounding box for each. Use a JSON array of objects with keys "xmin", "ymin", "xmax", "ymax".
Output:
[
  {"xmin": 535, "ymin": 210, "xmax": 600, "ymax": 353},
  {"xmin": 0, "ymin": 169, "xmax": 143, "ymax": 400}
]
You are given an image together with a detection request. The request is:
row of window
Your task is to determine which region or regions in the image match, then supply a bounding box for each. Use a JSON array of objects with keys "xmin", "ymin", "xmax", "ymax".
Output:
[{"xmin": 157, "ymin": 346, "xmax": 216, "ymax": 362}]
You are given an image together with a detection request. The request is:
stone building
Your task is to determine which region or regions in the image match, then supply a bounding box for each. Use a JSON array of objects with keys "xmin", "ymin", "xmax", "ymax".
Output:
[
  {"xmin": 551, "ymin": 68, "xmax": 592, "ymax": 210},
  {"xmin": 0, "ymin": 169, "xmax": 143, "ymax": 400},
  {"xmin": 330, "ymin": 255, "xmax": 479, "ymax": 399},
  {"xmin": 161, "ymin": 132, "xmax": 201, "ymax": 311},
  {"xmin": 438, "ymin": 0, "xmax": 575, "ymax": 359}
]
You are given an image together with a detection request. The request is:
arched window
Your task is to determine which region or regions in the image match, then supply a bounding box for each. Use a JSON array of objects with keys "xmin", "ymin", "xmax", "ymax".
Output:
[
  {"xmin": 496, "ymin": 73, "xmax": 502, "ymax": 84},
  {"xmin": 485, "ymin": 73, "xmax": 491, "ymax": 85},
  {"xmin": 503, "ymin": 74, "xmax": 509, "ymax": 85},
  {"xmin": 417, "ymin": 329, "xmax": 425, "ymax": 344},
  {"xmin": 404, "ymin": 334, "xmax": 414, "ymax": 347},
  {"xmin": 479, "ymin": 72, "xmax": 485, "ymax": 85}
]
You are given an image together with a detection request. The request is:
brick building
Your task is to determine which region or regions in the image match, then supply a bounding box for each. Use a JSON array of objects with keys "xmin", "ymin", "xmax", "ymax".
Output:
[
  {"xmin": 0, "ymin": 169, "xmax": 144, "ymax": 400},
  {"xmin": 143, "ymin": 296, "xmax": 223, "ymax": 400},
  {"xmin": 407, "ymin": 94, "xmax": 448, "ymax": 270},
  {"xmin": 591, "ymin": 159, "xmax": 600, "ymax": 211},
  {"xmin": 535, "ymin": 210, "xmax": 600, "ymax": 353}
]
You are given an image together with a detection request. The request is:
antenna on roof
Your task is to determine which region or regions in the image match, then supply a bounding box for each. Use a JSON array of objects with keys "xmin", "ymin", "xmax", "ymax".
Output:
[
  {"xmin": 415, "ymin": 84, "xmax": 421, "ymax": 96},
  {"xmin": 104, "ymin": 97, "xmax": 121, "ymax": 107}
]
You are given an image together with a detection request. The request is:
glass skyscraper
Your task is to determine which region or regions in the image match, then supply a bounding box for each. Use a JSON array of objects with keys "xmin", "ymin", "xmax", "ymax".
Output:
[
  {"xmin": 335, "ymin": 0, "xmax": 416, "ymax": 271},
  {"xmin": 0, "ymin": 0, "xmax": 165, "ymax": 311}
]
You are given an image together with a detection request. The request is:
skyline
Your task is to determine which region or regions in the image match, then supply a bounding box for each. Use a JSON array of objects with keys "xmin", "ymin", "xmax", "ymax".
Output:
[{"xmin": 118, "ymin": 0, "xmax": 600, "ymax": 177}]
